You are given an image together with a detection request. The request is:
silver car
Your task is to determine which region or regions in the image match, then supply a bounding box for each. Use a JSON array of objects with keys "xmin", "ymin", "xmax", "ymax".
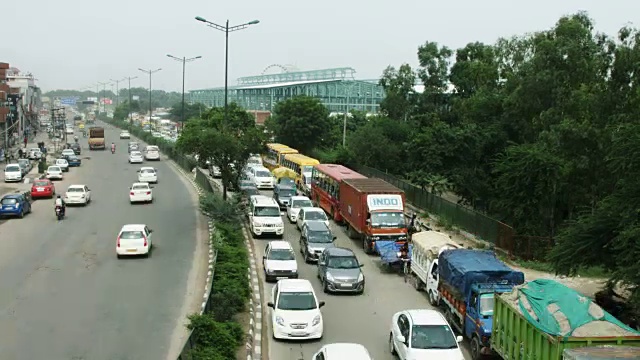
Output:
[
  {"xmin": 317, "ymin": 247, "xmax": 365, "ymax": 294},
  {"xmin": 299, "ymin": 221, "xmax": 336, "ymax": 263}
]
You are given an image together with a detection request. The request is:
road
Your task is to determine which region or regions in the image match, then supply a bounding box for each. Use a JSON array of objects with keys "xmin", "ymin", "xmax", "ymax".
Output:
[
  {"xmin": 0, "ymin": 122, "xmax": 207, "ymax": 360},
  {"xmin": 205, "ymin": 176, "xmax": 472, "ymax": 360}
]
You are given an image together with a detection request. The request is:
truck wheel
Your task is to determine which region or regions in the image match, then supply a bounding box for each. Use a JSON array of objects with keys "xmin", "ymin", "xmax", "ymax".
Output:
[
  {"xmin": 428, "ymin": 291, "xmax": 438, "ymax": 306},
  {"xmin": 471, "ymin": 336, "xmax": 481, "ymax": 360},
  {"xmin": 362, "ymin": 239, "xmax": 371, "ymax": 254}
]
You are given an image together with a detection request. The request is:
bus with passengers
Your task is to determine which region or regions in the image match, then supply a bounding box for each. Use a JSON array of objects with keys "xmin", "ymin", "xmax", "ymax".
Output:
[
  {"xmin": 262, "ymin": 143, "xmax": 298, "ymax": 171},
  {"xmin": 311, "ymin": 164, "xmax": 366, "ymax": 222},
  {"xmin": 280, "ymin": 153, "xmax": 320, "ymax": 193}
]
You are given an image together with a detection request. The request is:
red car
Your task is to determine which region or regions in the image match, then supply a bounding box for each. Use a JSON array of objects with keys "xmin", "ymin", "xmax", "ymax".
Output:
[{"xmin": 31, "ymin": 179, "xmax": 56, "ymax": 199}]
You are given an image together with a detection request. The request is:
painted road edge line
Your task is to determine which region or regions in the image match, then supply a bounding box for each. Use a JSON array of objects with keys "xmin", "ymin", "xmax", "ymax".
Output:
[{"xmin": 242, "ymin": 225, "xmax": 263, "ymax": 360}]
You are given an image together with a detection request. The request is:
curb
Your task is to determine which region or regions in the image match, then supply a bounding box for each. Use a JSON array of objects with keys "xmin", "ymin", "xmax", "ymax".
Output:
[{"xmin": 243, "ymin": 226, "xmax": 263, "ymax": 360}]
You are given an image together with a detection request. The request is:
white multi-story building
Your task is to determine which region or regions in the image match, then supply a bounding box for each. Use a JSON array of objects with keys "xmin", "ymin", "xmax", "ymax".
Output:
[{"xmin": 6, "ymin": 68, "xmax": 41, "ymax": 138}]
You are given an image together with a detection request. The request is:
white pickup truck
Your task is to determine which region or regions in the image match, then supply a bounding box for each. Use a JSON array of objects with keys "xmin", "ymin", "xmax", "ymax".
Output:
[{"xmin": 409, "ymin": 231, "xmax": 460, "ymax": 306}]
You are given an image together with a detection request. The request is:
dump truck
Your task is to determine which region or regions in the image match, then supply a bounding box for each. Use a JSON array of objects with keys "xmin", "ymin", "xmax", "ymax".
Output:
[
  {"xmin": 339, "ymin": 178, "xmax": 407, "ymax": 254},
  {"xmin": 88, "ymin": 126, "xmax": 105, "ymax": 150},
  {"xmin": 563, "ymin": 346, "xmax": 640, "ymax": 360},
  {"xmin": 492, "ymin": 279, "xmax": 640, "ymax": 360},
  {"xmin": 435, "ymin": 249, "xmax": 525, "ymax": 359}
]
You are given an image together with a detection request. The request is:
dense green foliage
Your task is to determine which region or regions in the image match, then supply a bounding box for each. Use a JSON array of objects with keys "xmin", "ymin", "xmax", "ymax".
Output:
[
  {"xmin": 268, "ymin": 12, "xmax": 640, "ymax": 304},
  {"xmin": 44, "ymin": 87, "xmax": 181, "ymax": 110}
]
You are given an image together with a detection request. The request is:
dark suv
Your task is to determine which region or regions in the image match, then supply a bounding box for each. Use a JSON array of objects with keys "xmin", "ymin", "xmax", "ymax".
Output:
[
  {"xmin": 299, "ymin": 221, "xmax": 335, "ymax": 263},
  {"xmin": 70, "ymin": 143, "xmax": 81, "ymax": 155}
]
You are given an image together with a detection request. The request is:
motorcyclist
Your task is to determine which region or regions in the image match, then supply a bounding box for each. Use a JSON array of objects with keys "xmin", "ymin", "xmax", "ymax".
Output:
[
  {"xmin": 111, "ymin": 142, "xmax": 116, "ymax": 152},
  {"xmin": 74, "ymin": 135, "xmax": 79, "ymax": 143},
  {"xmin": 54, "ymin": 195, "xmax": 66, "ymax": 216}
]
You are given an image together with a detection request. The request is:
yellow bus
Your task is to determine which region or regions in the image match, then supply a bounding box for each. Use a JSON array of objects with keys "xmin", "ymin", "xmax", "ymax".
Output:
[
  {"xmin": 262, "ymin": 143, "xmax": 298, "ymax": 170},
  {"xmin": 281, "ymin": 153, "xmax": 320, "ymax": 189}
]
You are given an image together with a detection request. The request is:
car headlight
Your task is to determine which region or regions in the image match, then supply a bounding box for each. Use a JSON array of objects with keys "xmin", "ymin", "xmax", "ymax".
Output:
[
  {"xmin": 15, "ymin": 204, "xmax": 20, "ymax": 209},
  {"xmin": 326, "ymin": 273, "xmax": 335, "ymax": 282},
  {"xmin": 358, "ymin": 273, "xmax": 364, "ymax": 282},
  {"xmin": 275, "ymin": 316, "xmax": 285, "ymax": 326},
  {"xmin": 312, "ymin": 315, "xmax": 321, "ymax": 326}
]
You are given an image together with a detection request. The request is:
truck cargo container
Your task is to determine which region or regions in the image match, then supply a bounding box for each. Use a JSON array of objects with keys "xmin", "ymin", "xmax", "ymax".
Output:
[
  {"xmin": 435, "ymin": 249, "xmax": 525, "ymax": 359},
  {"xmin": 493, "ymin": 279, "xmax": 640, "ymax": 360},
  {"xmin": 563, "ymin": 346, "xmax": 640, "ymax": 360},
  {"xmin": 88, "ymin": 127, "xmax": 105, "ymax": 150},
  {"xmin": 339, "ymin": 178, "xmax": 407, "ymax": 254}
]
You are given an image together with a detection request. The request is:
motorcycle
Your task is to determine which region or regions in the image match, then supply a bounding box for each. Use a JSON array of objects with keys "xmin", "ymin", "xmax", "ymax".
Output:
[
  {"xmin": 111, "ymin": 148, "xmax": 115, "ymax": 154},
  {"xmin": 55, "ymin": 206, "xmax": 64, "ymax": 221}
]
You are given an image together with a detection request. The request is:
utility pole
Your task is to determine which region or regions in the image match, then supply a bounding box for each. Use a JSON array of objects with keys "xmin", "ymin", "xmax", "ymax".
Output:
[
  {"xmin": 125, "ymin": 76, "xmax": 138, "ymax": 125},
  {"xmin": 51, "ymin": 107, "xmax": 66, "ymax": 151},
  {"xmin": 166, "ymin": 54, "xmax": 202, "ymax": 125},
  {"xmin": 110, "ymin": 78, "xmax": 126, "ymax": 107},
  {"xmin": 138, "ymin": 68, "xmax": 162, "ymax": 128},
  {"xmin": 98, "ymin": 81, "xmax": 110, "ymax": 114}
]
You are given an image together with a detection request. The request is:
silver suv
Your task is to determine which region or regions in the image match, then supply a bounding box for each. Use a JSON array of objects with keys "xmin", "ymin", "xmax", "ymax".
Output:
[{"xmin": 318, "ymin": 247, "xmax": 365, "ymax": 295}]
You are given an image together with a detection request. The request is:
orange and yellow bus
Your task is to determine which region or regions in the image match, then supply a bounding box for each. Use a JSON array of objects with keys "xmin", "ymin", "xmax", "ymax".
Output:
[
  {"xmin": 281, "ymin": 153, "xmax": 320, "ymax": 190},
  {"xmin": 262, "ymin": 143, "xmax": 298, "ymax": 171}
]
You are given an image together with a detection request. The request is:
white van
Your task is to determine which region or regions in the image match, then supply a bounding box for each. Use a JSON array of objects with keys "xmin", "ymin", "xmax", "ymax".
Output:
[
  {"xmin": 4, "ymin": 164, "xmax": 23, "ymax": 182},
  {"xmin": 248, "ymin": 195, "xmax": 284, "ymax": 238},
  {"xmin": 249, "ymin": 166, "xmax": 275, "ymax": 189}
]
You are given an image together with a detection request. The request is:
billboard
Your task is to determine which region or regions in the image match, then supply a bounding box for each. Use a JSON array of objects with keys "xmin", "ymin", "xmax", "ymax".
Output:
[
  {"xmin": 60, "ymin": 97, "xmax": 79, "ymax": 105},
  {"xmin": 87, "ymin": 97, "xmax": 98, "ymax": 102},
  {"xmin": 100, "ymin": 98, "xmax": 113, "ymax": 105},
  {"xmin": 132, "ymin": 95, "xmax": 140, "ymax": 101}
]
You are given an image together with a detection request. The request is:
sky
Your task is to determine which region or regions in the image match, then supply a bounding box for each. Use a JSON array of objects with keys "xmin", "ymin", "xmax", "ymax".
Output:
[{"xmin": 2, "ymin": 0, "xmax": 639, "ymax": 93}]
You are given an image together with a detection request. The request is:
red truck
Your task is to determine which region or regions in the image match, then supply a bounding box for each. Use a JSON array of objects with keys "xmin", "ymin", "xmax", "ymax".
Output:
[{"xmin": 339, "ymin": 178, "xmax": 408, "ymax": 254}]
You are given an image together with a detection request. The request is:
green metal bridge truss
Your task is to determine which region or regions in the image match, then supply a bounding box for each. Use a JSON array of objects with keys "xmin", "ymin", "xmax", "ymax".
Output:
[{"xmin": 189, "ymin": 67, "xmax": 386, "ymax": 113}]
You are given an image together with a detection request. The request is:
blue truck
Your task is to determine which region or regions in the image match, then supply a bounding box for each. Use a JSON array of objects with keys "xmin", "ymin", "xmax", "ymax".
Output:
[{"xmin": 429, "ymin": 249, "xmax": 525, "ymax": 360}]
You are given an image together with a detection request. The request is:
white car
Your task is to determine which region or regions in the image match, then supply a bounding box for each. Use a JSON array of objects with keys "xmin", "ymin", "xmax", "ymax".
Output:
[
  {"xmin": 55, "ymin": 158, "xmax": 69, "ymax": 172},
  {"xmin": 389, "ymin": 309, "xmax": 464, "ymax": 360},
  {"xmin": 65, "ymin": 127, "xmax": 74, "ymax": 134},
  {"xmin": 61, "ymin": 149, "xmax": 76, "ymax": 158},
  {"xmin": 248, "ymin": 196, "xmax": 284, "ymax": 238},
  {"xmin": 129, "ymin": 151, "xmax": 144, "ymax": 164},
  {"xmin": 268, "ymin": 279, "xmax": 325, "ymax": 340},
  {"xmin": 263, "ymin": 241, "xmax": 298, "ymax": 282},
  {"xmin": 249, "ymin": 166, "xmax": 275, "ymax": 189},
  {"xmin": 296, "ymin": 207, "xmax": 330, "ymax": 230},
  {"xmin": 312, "ymin": 343, "xmax": 373, "ymax": 360},
  {"xmin": 144, "ymin": 146, "xmax": 160, "ymax": 160},
  {"xmin": 120, "ymin": 131, "xmax": 131, "ymax": 139},
  {"xmin": 4, "ymin": 164, "xmax": 23, "ymax": 182},
  {"xmin": 116, "ymin": 224, "xmax": 153, "ymax": 258},
  {"xmin": 208, "ymin": 165, "xmax": 221, "ymax": 178},
  {"xmin": 129, "ymin": 182, "xmax": 153, "ymax": 203},
  {"xmin": 137, "ymin": 167, "xmax": 158, "ymax": 183},
  {"xmin": 151, "ymin": 131, "xmax": 162, "ymax": 138},
  {"xmin": 46, "ymin": 166, "xmax": 64, "ymax": 180},
  {"xmin": 64, "ymin": 184, "xmax": 92, "ymax": 205},
  {"xmin": 28, "ymin": 148, "xmax": 42, "ymax": 160},
  {"xmin": 286, "ymin": 196, "xmax": 313, "ymax": 223},
  {"xmin": 247, "ymin": 156, "xmax": 263, "ymax": 167}
]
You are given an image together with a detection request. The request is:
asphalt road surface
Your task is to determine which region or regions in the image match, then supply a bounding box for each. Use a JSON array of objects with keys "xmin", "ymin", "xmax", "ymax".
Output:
[
  {"xmin": 0, "ymin": 123, "xmax": 206, "ymax": 360},
  {"xmin": 205, "ymin": 177, "xmax": 472, "ymax": 360}
]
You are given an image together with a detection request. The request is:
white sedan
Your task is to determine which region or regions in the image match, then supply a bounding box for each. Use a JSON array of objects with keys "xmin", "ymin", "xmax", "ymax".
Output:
[
  {"xmin": 129, "ymin": 151, "xmax": 144, "ymax": 164},
  {"xmin": 64, "ymin": 184, "xmax": 92, "ymax": 205},
  {"xmin": 120, "ymin": 131, "xmax": 131, "ymax": 139},
  {"xmin": 286, "ymin": 196, "xmax": 313, "ymax": 223},
  {"xmin": 144, "ymin": 146, "xmax": 160, "ymax": 160},
  {"xmin": 129, "ymin": 182, "xmax": 153, "ymax": 203},
  {"xmin": 296, "ymin": 207, "xmax": 330, "ymax": 230},
  {"xmin": 61, "ymin": 149, "xmax": 75, "ymax": 158},
  {"xmin": 55, "ymin": 158, "xmax": 69, "ymax": 172},
  {"xmin": 116, "ymin": 224, "xmax": 153, "ymax": 258},
  {"xmin": 137, "ymin": 167, "xmax": 158, "ymax": 183},
  {"xmin": 46, "ymin": 166, "xmax": 64, "ymax": 180}
]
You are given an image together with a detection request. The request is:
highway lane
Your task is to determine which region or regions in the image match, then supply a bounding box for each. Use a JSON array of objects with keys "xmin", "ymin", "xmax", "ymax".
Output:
[{"xmin": 0, "ymin": 123, "xmax": 207, "ymax": 360}]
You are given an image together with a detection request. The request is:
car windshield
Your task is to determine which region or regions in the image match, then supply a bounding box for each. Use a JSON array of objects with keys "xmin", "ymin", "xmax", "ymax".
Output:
[
  {"xmin": 308, "ymin": 230, "xmax": 333, "ymax": 243},
  {"xmin": 1, "ymin": 198, "xmax": 17, "ymax": 205},
  {"xmin": 141, "ymin": 169, "xmax": 155, "ymax": 174},
  {"xmin": 57, "ymin": 159, "xmax": 67, "ymax": 164},
  {"xmin": 132, "ymin": 184, "xmax": 149, "ymax": 190},
  {"xmin": 49, "ymin": 167, "xmax": 61, "ymax": 172},
  {"xmin": 479, "ymin": 293, "xmax": 495, "ymax": 316},
  {"xmin": 120, "ymin": 231, "xmax": 143, "ymax": 239},
  {"xmin": 278, "ymin": 189, "xmax": 296, "ymax": 198},
  {"xmin": 18, "ymin": 160, "xmax": 27, "ymax": 164},
  {"xmin": 248, "ymin": 158, "xmax": 262, "ymax": 165},
  {"xmin": 302, "ymin": 165, "xmax": 314, "ymax": 173},
  {"xmin": 243, "ymin": 188, "xmax": 260, "ymax": 196},
  {"xmin": 256, "ymin": 171, "xmax": 271, "ymax": 178},
  {"xmin": 327, "ymin": 256, "xmax": 360, "ymax": 269},
  {"xmin": 292, "ymin": 199, "xmax": 313, "ymax": 208},
  {"xmin": 5, "ymin": 166, "xmax": 20, "ymax": 172},
  {"xmin": 305, "ymin": 211, "xmax": 327, "ymax": 221},
  {"xmin": 67, "ymin": 155, "xmax": 78, "ymax": 160},
  {"xmin": 254, "ymin": 206, "xmax": 280, "ymax": 217},
  {"xmin": 411, "ymin": 325, "xmax": 458, "ymax": 350},
  {"xmin": 34, "ymin": 181, "xmax": 49, "ymax": 186},
  {"xmin": 146, "ymin": 146, "xmax": 158, "ymax": 151},
  {"xmin": 268, "ymin": 249, "xmax": 295, "ymax": 261},
  {"xmin": 370, "ymin": 211, "xmax": 406, "ymax": 228},
  {"xmin": 304, "ymin": 174, "xmax": 312, "ymax": 185},
  {"xmin": 277, "ymin": 292, "xmax": 317, "ymax": 311},
  {"xmin": 67, "ymin": 187, "xmax": 84, "ymax": 192},
  {"xmin": 279, "ymin": 178, "xmax": 295, "ymax": 186},
  {"xmin": 131, "ymin": 152, "xmax": 142, "ymax": 156}
]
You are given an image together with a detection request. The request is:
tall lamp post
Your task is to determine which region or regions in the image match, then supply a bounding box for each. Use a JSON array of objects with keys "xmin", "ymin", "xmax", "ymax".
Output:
[
  {"xmin": 110, "ymin": 77, "xmax": 126, "ymax": 107},
  {"xmin": 195, "ymin": 16, "xmax": 259, "ymax": 124},
  {"xmin": 97, "ymin": 81, "xmax": 111, "ymax": 114},
  {"xmin": 167, "ymin": 54, "xmax": 202, "ymax": 125},
  {"xmin": 125, "ymin": 76, "xmax": 138, "ymax": 124},
  {"xmin": 138, "ymin": 68, "xmax": 162, "ymax": 128}
]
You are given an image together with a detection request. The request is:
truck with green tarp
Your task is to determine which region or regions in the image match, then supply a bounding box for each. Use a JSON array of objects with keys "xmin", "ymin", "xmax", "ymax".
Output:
[
  {"xmin": 563, "ymin": 346, "xmax": 640, "ymax": 360},
  {"xmin": 491, "ymin": 279, "xmax": 640, "ymax": 360}
]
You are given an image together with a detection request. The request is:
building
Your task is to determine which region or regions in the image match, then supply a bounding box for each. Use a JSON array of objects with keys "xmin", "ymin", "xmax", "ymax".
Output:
[
  {"xmin": 1, "ymin": 66, "xmax": 41, "ymax": 148},
  {"xmin": 189, "ymin": 66, "xmax": 385, "ymax": 114}
]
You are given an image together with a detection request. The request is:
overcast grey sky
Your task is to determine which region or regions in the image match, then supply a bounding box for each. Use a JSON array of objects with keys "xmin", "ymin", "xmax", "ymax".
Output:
[{"xmin": 2, "ymin": 1, "xmax": 638, "ymax": 93}]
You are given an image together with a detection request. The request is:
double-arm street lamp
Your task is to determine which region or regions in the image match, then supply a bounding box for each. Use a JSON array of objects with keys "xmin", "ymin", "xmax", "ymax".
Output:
[
  {"xmin": 110, "ymin": 77, "xmax": 127, "ymax": 107},
  {"xmin": 97, "ymin": 81, "xmax": 111, "ymax": 114},
  {"xmin": 195, "ymin": 16, "xmax": 259, "ymax": 124},
  {"xmin": 167, "ymin": 54, "xmax": 202, "ymax": 124},
  {"xmin": 125, "ymin": 76, "xmax": 138, "ymax": 124},
  {"xmin": 138, "ymin": 68, "xmax": 162, "ymax": 126}
]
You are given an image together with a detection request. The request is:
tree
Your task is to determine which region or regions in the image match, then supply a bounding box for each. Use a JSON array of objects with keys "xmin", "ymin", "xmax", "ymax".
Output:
[
  {"xmin": 177, "ymin": 103, "xmax": 266, "ymax": 200},
  {"xmin": 269, "ymin": 96, "xmax": 330, "ymax": 154},
  {"xmin": 378, "ymin": 64, "xmax": 416, "ymax": 120},
  {"xmin": 112, "ymin": 100, "xmax": 141, "ymax": 121},
  {"xmin": 169, "ymin": 102, "xmax": 208, "ymax": 122}
]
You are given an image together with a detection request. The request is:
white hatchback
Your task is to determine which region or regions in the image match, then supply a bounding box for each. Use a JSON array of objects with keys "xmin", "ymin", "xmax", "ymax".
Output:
[
  {"xmin": 263, "ymin": 241, "xmax": 298, "ymax": 282},
  {"xmin": 4, "ymin": 164, "xmax": 23, "ymax": 182},
  {"xmin": 116, "ymin": 224, "xmax": 153, "ymax": 258},
  {"xmin": 137, "ymin": 167, "xmax": 158, "ymax": 183},
  {"xmin": 144, "ymin": 146, "xmax": 160, "ymax": 160},
  {"xmin": 296, "ymin": 207, "xmax": 330, "ymax": 230},
  {"xmin": 268, "ymin": 279, "xmax": 325, "ymax": 340},
  {"xmin": 129, "ymin": 182, "xmax": 153, "ymax": 203},
  {"xmin": 61, "ymin": 149, "xmax": 75, "ymax": 158},
  {"xmin": 55, "ymin": 158, "xmax": 69, "ymax": 172},
  {"xmin": 129, "ymin": 151, "xmax": 144, "ymax": 164},
  {"xmin": 46, "ymin": 166, "xmax": 64, "ymax": 180},
  {"xmin": 120, "ymin": 131, "xmax": 131, "ymax": 139},
  {"xmin": 64, "ymin": 184, "xmax": 92, "ymax": 205},
  {"xmin": 286, "ymin": 196, "xmax": 313, "ymax": 223}
]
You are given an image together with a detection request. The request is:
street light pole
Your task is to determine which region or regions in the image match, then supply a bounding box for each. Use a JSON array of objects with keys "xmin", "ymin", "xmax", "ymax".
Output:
[
  {"xmin": 138, "ymin": 68, "xmax": 162, "ymax": 128},
  {"xmin": 110, "ymin": 77, "xmax": 127, "ymax": 107},
  {"xmin": 125, "ymin": 76, "xmax": 138, "ymax": 125},
  {"xmin": 167, "ymin": 54, "xmax": 202, "ymax": 125},
  {"xmin": 97, "ymin": 81, "xmax": 110, "ymax": 114},
  {"xmin": 195, "ymin": 16, "xmax": 259, "ymax": 125}
]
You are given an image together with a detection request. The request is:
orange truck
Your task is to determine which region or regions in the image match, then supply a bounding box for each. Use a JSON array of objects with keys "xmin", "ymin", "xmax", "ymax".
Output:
[{"xmin": 339, "ymin": 178, "xmax": 408, "ymax": 254}]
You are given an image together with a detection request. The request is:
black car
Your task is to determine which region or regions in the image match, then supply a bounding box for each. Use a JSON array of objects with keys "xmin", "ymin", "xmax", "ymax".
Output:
[{"xmin": 70, "ymin": 143, "xmax": 81, "ymax": 155}]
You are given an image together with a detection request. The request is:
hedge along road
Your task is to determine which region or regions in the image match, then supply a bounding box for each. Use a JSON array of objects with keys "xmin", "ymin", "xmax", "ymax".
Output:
[
  {"xmin": 0, "ymin": 122, "xmax": 209, "ymax": 360},
  {"xmin": 203, "ymin": 176, "xmax": 473, "ymax": 360}
]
